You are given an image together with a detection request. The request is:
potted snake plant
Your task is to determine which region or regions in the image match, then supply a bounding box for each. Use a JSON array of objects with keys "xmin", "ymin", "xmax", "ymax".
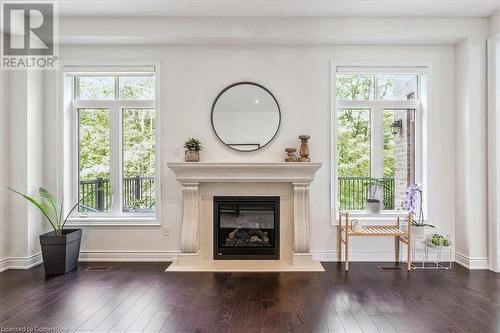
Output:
[{"xmin": 8, "ymin": 187, "xmax": 94, "ymax": 275}]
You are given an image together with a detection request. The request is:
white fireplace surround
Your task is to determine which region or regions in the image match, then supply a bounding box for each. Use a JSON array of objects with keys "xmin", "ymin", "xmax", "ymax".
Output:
[{"xmin": 166, "ymin": 162, "xmax": 323, "ymax": 272}]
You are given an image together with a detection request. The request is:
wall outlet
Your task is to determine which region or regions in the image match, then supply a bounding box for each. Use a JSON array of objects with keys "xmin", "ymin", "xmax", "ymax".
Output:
[{"xmin": 162, "ymin": 225, "xmax": 170, "ymax": 236}]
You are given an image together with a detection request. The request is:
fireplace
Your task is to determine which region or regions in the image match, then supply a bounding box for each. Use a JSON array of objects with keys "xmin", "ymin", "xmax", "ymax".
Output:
[{"xmin": 213, "ymin": 196, "xmax": 279, "ymax": 260}]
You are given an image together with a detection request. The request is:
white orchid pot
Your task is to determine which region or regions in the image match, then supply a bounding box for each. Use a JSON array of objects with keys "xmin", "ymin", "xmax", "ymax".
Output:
[{"xmin": 411, "ymin": 225, "xmax": 426, "ymax": 240}]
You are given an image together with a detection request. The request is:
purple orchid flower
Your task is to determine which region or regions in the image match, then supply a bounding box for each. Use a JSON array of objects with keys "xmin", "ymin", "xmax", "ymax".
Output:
[{"xmin": 403, "ymin": 184, "xmax": 434, "ymax": 227}]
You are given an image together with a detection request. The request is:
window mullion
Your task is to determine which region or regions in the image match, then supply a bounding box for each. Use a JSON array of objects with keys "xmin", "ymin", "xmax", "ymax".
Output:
[
  {"xmin": 371, "ymin": 106, "xmax": 384, "ymax": 178},
  {"xmin": 110, "ymin": 104, "xmax": 121, "ymax": 215}
]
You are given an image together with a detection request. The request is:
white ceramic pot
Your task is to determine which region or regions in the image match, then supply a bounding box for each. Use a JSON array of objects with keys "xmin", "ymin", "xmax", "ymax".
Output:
[
  {"xmin": 366, "ymin": 200, "xmax": 382, "ymax": 214},
  {"xmin": 412, "ymin": 226, "xmax": 425, "ymax": 240}
]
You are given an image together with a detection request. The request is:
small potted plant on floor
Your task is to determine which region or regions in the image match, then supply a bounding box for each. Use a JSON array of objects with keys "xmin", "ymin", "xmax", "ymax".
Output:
[
  {"xmin": 184, "ymin": 138, "xmax": 202, "ymax": 162},
  {"xmin": 366, "ymin": 179, "xmax": 384, "ymax": 214},
  {"xmin": 403, "ymin": 184, "xmax": 434, "ymax": 239},
  {"xmin": 8, "ymin": 187, "xmax": 94, "ymax": 275}
]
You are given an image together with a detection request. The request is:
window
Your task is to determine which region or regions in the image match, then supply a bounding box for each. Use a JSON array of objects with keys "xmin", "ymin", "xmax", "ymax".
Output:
[
  {"xmin": 335, "ymin": 70, "xmax": 422, "ymax": 212},
  {"xmin": 68, "ymin": 72, "xmax": 157, "ymax": 217}
]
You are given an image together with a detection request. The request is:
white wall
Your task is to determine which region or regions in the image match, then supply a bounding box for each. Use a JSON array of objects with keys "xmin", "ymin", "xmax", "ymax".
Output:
[
  {"xmin": 487, "ymin": 10, "xmax": 500, "ymax": 272},
  {"xmin": 4, "ymin": 71, "xmax": 46, "ymax": 269},
  {"xmin": 3, "ymin": 16, "xmax": 491, "ymax": 268},
  {"xmin": 40, "ymin": 44, "xmax": 457, "ymax": 262},
  {"xmin": 0, "ymin": 69, "xmax": 7, "ymax": 267},
  {"xmin": 489, "ymin": 11, "xmax": 500, "ymax": 36}
]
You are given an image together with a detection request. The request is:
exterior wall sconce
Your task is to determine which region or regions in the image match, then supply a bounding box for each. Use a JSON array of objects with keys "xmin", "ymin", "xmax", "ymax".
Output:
[{"xmin": 391, "ymin": 119, "xmax": 403, "ymax": 135}]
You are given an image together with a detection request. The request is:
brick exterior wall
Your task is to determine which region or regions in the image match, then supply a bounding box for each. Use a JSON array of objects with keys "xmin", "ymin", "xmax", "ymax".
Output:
[{"xmin": 393, "ymin": 110, "xmax": 415, "ymax": 208}]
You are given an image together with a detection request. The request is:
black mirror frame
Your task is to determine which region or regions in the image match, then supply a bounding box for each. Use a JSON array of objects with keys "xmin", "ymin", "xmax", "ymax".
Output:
[{"xmin": 210, "ymin": 81, "xmax": 281, "ymax": 152}]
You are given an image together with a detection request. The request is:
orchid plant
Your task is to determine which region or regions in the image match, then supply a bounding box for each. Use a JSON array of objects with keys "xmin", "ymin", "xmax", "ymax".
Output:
[{"xmin": 402, "ymin": 184, "xmax": 434, "ymax": 227}]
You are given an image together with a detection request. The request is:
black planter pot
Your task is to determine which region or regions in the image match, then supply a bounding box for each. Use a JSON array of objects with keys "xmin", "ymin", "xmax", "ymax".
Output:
[{"xmin": 39, "ymin": 229, "xmax": 82, "ymax": 275}]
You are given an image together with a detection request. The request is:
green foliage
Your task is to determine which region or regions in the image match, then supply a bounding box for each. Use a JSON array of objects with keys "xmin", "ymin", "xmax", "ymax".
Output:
[
  {"xmin": 337, "ymin": 109, "xmax": 370, "ymax": 178},
  {"xmin": 184, "ymin": 138, "xmax": 202, "ymax": 151},
  {"xmin": 8, "ymin": 187, "xmax": 96, "ymax": 236},
  {"xmin": 76, "ymin": 76, "xmax": 157, "ymax": 213},
  {"xmin": 79, "ymin": 109, "xmax": 110, "ymax": 180},
  {"xmin": 431, "ymin": 233, "xmax": 450, "ymax": 246},
  {"xmin": 123, "ymin": 109, "xmax": 156, "ymax": 178}
]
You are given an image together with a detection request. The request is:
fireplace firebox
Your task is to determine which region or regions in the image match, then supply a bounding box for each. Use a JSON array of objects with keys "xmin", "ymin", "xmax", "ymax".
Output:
[{"xmin": 214, "ymin": 196, "xmax": 279, "ymax": 260}]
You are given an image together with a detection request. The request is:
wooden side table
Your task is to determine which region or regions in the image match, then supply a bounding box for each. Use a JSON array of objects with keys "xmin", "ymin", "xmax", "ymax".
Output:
[{"xmin": 338, "ymin": 211, "xmax": 413, "ymax": 271}]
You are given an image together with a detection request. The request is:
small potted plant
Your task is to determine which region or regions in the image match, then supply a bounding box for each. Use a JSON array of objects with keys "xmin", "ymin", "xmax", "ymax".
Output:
[
  {"xmin": 430, "ymin": 233, "xmax": 451, "ymax": 247},
  {"xmin": 8, "ymin": 187, "xmax": 94, "ymax": 275},
  {"xmin": 403, "ymin": 184, "xmax": 434, "ymax": 239},
  {"xmin": 366, "ymin": 179, "xmax": 384, "ymax": 214},
  {"xmin": 184, "ymin": 138, "xmax": 202, "ymax": 162}
]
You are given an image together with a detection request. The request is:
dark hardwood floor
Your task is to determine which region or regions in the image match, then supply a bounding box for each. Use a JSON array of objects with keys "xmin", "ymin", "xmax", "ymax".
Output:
[{"xmin": 0, "ymin": 262, "xmax": 498, "ymax": 333}]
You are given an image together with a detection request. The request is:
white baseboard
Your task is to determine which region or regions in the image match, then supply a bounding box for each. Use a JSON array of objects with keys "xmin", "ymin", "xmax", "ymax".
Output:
[
  {"xmin": 311, "ymin": 250, "xmax": 455, "ymax": 263},
  {"xmin": 454, "ymin": 251, "xmax": 489, "ymax": 270},
  {"xmin": 78, "ymin": 250, "xmax": 179, "ymax": 262},
  {"xmin": 0, "ymin": 250, "xmax": 488, "ymax": 271},
  {"xmin": 0, "ymin": 253, "xmax": 43, "ymax": 272}
]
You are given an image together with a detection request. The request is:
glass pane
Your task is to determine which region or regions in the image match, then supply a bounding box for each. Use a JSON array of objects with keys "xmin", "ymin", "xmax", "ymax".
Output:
[
  {"xmin": 78, "ymin": 109, "xmax": 111, "ymax": 212},
  {"xmin": 336, "ymin": 74, "xmax": 374, "ymax": 101},
  {"xmin": 383, "ymin": 109, "xmax": 415, "ymax": 210},
  {"xmin": 77, "ymin": 77, "xmax": 115, "ymax": 100},
  {"xmin": 376, "ymin": 74, "xmax": 418, "ymax": 100},
  {"xmin": 119, "ymin": 76, "xmax": 155, "ymax": 100},
  {"xmin": 122, "ymin": 108, "xmax": 156, "ymax": 212},
  {"xmin": 337, "ymin": 109, "xmax": 371, "ymax": 210}
]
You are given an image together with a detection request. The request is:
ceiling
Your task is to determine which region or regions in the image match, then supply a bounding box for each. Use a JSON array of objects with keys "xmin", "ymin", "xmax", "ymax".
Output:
[{"xmin": 54, "ymin": 0, "xmax": 500, "ymax": 18}]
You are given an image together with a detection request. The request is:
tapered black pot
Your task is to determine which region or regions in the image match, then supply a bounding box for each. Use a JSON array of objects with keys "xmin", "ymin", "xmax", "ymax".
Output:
[{"xmin": 39, "ymin": 229, "xmax": 82, "ymax": 275}]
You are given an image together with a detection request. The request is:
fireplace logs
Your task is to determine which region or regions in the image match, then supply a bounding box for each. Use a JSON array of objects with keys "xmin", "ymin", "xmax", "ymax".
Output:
[{"xmin": 226, "ymin": 228, "xmax": 270, "ymax": 247}]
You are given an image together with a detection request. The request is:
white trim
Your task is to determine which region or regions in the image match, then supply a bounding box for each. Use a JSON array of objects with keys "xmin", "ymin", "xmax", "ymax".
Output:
[
  {"xmin": 78, "ymin": 250, "xmax": 178, "ymax": 262},
  {"xmin": 311, "ymin": 250, "xmax": 455, "ymax": 263},
  {"xmin": 63, "ymin": 65, "xmax": 155, "ymax": 74},
  {"xmin": 59, "ymin": 61, "xmax": 162, "ymax": 223},
  {"xmin": 330, "ymin": 62, "xmax": 429, "ymax": 225},
  {"xmin": 487, "ymin": 32, "xmax": 500, "ymax": 273},
  {"xmin": 336, "ymin": 100, "xmax": 419, "ymax": 109},
  {"xmin": 336, "ymin": 66, "xmax": 429, "ymax": 74},
  {"xmin": 0, "ymin": 254, "xmax": 43, "ymax": 272},
  {"xmin": 167, "ymin": 162, "xmax": 322, "ymax": 184},
  {"xmin": 455, "ymin": 251, "xmax": 489, "ymax": 270}
]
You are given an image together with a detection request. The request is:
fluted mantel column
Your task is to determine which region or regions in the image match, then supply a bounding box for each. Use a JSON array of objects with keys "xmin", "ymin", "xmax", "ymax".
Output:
[
  {"xmin": 180, "ymin": 183, "xmax": 200, "ymax": 254},
  {"xmin": 293, "ymin": 183, "xmax": 311, "ymax": 254}
]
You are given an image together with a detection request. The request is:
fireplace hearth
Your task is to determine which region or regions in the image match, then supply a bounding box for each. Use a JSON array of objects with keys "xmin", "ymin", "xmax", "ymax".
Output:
[{"xmin": 214, "ymin": 196, "xmax": 279, "ymax": 260}]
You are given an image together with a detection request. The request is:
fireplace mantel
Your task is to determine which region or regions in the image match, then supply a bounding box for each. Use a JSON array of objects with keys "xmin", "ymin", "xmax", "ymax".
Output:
[
  {"xmin": 167, "ymin": 162, "xmax": 322, "ymax": 184},
  {"xmin": 167, "ymin": 162, "xmax": 323, "ymax": 271}
]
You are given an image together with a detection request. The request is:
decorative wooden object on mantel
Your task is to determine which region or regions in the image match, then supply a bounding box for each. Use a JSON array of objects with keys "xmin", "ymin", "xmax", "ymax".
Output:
[
  {"xmin": 285, "ymin": 148, "xmax": 297, "ymax": 162},
  {"xmin": 298, "ymin": 135, "xmax": 311, "ymax": 162}
]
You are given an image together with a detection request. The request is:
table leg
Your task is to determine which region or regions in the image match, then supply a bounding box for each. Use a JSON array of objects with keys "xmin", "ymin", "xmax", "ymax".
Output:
[
  {"xmin": 345, "ymin": 213, "xmax": 349, "ymax": 272},
  {"xmin": 407, "ymin": 213, "xmax": 412, "ymax": 271},
  {"xmin": 395, "ymin": 236, "xmax": 400, "ymax": 264},
  {"xmin": 338, "ymin": 213, "xmax": 342, "ymax": 262},
  {"xmin": 395, "ymin": 217, "xmax": 400, "ymax": 263}
]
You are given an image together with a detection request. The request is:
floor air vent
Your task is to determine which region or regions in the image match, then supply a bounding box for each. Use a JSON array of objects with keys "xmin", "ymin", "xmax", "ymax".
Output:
[
  {"xmin": 85, "ymin": 266, "xmax": 112, "ymax": 272},
  {"xmin": 378, "ymin": 266, "xmax": 403, "ymax": 271}
]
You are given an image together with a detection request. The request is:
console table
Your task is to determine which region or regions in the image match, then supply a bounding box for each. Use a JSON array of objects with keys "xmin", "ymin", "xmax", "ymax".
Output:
[{"xmin": 338, "ymin": 211, "xmax": 413, "ymax": 271}]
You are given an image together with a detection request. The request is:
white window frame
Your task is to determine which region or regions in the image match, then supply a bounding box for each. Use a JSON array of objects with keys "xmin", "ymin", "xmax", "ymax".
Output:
[
  {"xmin": 331, "ymin": 64, "xmax": 427, "ymax": 224},
  {"xmin": 59, "ymin": 64, "xmax": 161, "ymax": 226}
]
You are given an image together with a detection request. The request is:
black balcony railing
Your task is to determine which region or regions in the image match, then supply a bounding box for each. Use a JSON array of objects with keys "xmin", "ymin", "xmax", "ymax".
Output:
[
  {"xmin": 79, "ymin": 176, "xmax": 155, "ymax": 212},
  {"xmin": 338, "ymin": 177, "xmax": 395, "ymax": 211}
]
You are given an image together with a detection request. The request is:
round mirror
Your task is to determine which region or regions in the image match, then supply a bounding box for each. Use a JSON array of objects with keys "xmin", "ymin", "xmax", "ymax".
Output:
[{"xmin": 211, "ymin": 82, "xmax": 281, "ymax": 152}]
